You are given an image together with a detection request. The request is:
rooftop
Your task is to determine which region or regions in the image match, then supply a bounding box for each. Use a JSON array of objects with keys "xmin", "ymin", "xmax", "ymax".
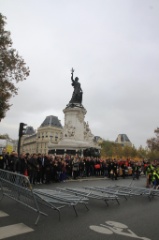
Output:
[{"xmin": 40, "ymin": 115, "xmax": 63, "ymax": 128}]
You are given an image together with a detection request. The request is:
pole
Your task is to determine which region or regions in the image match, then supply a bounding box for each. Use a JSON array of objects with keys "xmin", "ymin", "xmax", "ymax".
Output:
[{"xmin": 17, "ymin": 136, "xmax": 21, "ymax": 157}]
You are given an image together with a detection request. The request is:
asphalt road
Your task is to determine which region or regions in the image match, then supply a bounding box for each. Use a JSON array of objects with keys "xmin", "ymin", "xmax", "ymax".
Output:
[{"xmin": 0, "ymin": 176, "xmax": 158, "ymax": 240}]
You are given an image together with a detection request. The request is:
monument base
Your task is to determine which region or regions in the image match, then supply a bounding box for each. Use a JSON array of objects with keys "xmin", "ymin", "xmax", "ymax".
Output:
[{"xmin": 48, "ymin": 105, "xmax": 100, "ymax": 155}]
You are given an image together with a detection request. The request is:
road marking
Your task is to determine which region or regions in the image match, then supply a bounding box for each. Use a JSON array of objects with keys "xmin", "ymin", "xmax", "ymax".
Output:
[
  {"xmin": 0, "ymin": 223, "xmax": 34, "ymax": 239},
  {"xmin": 90, "ymin": 221, "xmax": 151, "ymax": 240},
  {"xmin": 0, "ymin": 211, "xmax": 9, "ymax": 217}
]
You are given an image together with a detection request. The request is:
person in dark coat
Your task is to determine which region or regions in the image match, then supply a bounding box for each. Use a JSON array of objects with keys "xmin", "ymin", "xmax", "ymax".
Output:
[
  {"xmin": 113, "ymin": 159, "xmax": 118, "ymax": 180},
  {"xmin": 8, "ymin": 151, "xmax": 18, "ymax": 172},
  {"xmin": 18, "ymin": 153, "xmax": 29, "ymax": 175},
  {"xmin": 44, "ymin": 155, "xmax": 51, "ymax": 184},
  {"xmin": 28, "ymin": 153, "xmax": 38, "ymax": 184}
]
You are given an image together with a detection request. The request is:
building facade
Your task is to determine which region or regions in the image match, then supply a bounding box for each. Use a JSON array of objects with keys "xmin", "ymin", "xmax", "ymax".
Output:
[
  {"xmin": 115, "ymin": 134, "xmax": 132, "ymax": 147},
  {"xmin": 20, "ymin": 118, "xmax": 132, "ymax": 155},
  {"xmin": 20, "ymin": 115, "xmax": 63, "ymax": 154}
]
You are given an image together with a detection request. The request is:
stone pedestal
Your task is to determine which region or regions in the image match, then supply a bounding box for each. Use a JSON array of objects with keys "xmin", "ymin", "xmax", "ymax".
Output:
[
  {"xmin": 48, "ymin": 105, "xmax": 99, "ymax": 152},
  {"xmin": 63, "ymin": 106, "xmax": 86, "ymax": 141},
  {"xmin": 58, "ymin": 106, "xmax": 96, "ymax": 147}
]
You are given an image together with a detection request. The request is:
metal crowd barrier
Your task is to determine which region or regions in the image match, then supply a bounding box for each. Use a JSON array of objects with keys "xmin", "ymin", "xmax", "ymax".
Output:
[
  {"xmin": 85, "ymin": 185, "xmax": 159, "ymax": 200},
  {"xmin": 33, "ymin": 189, "xmax": 89, "ymax": 218},
  {"xmin": 2, "ymin": 169, "xmax": 158, "ymax": 225},
  {"xmin": 60, "ymin": 184, "xmax": 159, "ymax": 204},
  {"xmin": 57, "ymin": 187, "xmax": 120, "ymax": 205},
  {"xmin": 84, "ymin": 186, "xmax": 130, "ymax": 200},
  {"xmin": 105, "ymin": 185, "xmax": 150, "ymax": 197},
  {"xmin": 110, "ymin": 185, "xmax": 159, "ymax": 199},
  {"xmin": 0, "ymin": 170, "xmax": 89, "ymax": 224},
  {"xmin": 0, "ymin": 169, "xmax": 47, "ymax": 225}
]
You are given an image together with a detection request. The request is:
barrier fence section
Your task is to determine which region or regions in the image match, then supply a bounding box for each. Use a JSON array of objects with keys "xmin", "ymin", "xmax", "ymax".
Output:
[
  {"xmin": 84, "ymin": 186, "xmax": 130, "ymax": 200},
  {"xmin": 57, "ymin": 187, "xmax": 120, "ymax": 205},
  {"xmin": 85, "ymin": 185, "xmax": 159, "ymax": 200},
  {"xmin": 57, "ymin": 183, "xmax": 159, "ymax": 206},
  {"xmin": 0, "ymin": 169, "xmax": 89, "ymax": 224},
  {"xmin": 1, "ymin": 169, "xmax": 158, "ymax": 225},
  {"xmin": 33, "ymin": 189, "xmax": 89, "ymax": 218},
  {"xmin": 109, "ymin": 185, "xmax": 159, "ymax": 199},
  {"xmin": 0, "ymin": 169, "xmax": 47, "ymax": 225}
]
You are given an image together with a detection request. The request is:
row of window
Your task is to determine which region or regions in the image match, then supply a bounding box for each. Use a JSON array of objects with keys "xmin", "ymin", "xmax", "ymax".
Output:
[{"xmin": 38, "ymin": 132, "xmax": 61, "ymax": 139}]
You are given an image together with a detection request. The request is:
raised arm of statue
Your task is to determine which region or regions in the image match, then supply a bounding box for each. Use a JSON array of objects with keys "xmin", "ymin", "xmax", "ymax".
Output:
[{"xmin": 71, "ymin": 68, "xmax": 74, "ymax": 82}]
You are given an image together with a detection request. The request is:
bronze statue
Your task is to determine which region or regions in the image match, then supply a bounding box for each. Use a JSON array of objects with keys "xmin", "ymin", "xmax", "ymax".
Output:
[{"xmin": 69, "ymin": 68, "xmax": 83, "ymax": 105}]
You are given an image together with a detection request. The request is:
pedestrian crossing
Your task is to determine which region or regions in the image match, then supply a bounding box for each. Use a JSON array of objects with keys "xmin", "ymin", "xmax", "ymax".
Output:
[{"xmin": 0, "ymin": 211, "xmax": 34, "ymax": 239}]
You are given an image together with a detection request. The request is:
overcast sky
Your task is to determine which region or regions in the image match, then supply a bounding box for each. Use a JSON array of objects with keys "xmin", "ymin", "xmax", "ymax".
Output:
[{"xmin": 1, "ymin": 0, "xmax": 159, "ymax": 148}]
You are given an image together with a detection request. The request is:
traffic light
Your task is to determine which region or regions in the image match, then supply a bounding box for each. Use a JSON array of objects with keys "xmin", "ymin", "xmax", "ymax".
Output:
[{"xmin": 19, "ymin": 122, "xmax": 27, "ymax": 137}]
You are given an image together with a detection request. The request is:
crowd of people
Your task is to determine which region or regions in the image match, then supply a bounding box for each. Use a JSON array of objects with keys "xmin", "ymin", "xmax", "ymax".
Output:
[{"xmin": 0, "ymin": 151, "xmax": 149, "ymax": 185}]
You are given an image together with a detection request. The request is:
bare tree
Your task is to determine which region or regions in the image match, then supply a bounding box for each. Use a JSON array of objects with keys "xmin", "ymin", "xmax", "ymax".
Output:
[{"xmin": 147, "ymin": 128, "xmax": 159, "ymax": 151}]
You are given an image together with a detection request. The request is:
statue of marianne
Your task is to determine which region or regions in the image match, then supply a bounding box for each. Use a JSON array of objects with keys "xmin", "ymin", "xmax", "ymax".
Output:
[{"xmin": 69, "ymin": 68, "xmax": 83, "ymax": 105}]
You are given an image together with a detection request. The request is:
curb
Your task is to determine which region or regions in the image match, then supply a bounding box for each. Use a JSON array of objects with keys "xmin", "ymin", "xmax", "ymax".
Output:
[
  {"xmin": 64, "ymin": 174, "xmax": 145, "ymax": 183},
  {"xmin": 65, "ymin": 177, "xmax": 109, "ymax": 182}
]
